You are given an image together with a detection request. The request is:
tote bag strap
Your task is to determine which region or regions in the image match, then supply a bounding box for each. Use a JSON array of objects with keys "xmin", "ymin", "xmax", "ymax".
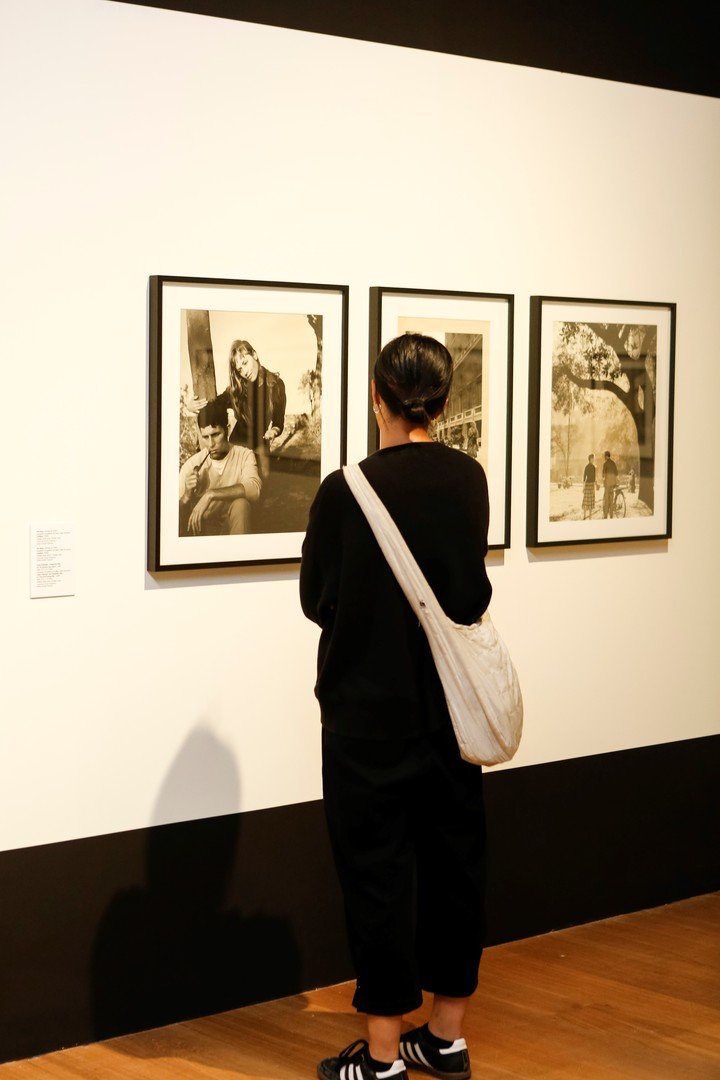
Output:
[{"xmin": 342, "ymin": 463, "xmax": 446, "ymax": 626}]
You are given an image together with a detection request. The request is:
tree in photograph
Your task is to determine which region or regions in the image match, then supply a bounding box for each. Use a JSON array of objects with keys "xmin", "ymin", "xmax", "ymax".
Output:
[
  {"xmin": 553, "ymin": 321, "xmax": 657, "ymax": 510},
  {"xmin": 303, "ymin": 314, "xmax": 322, "ymax": 421},
  {"xmin": 551, "ymin": 347, "xmax": 593, "ymax": 482},
  {"xmin": 179, "ymin": 386, "xmax": 200, "ymax": 468},
  {"xmin": 602, "ymin": 405, "xmax": 640, "ymax": 473},
  {"xmin": 550, "ymin": 411, "xmax": 580, "ymax": 481},
  {"xmin": 185, "ymin": 310, "xmax": 217, "ymax": 403}
]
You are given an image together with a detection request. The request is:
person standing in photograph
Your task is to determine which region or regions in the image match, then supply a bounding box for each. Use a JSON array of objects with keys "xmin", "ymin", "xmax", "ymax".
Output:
[
  {"xmin": 602, "ymin": 450, "xmax": 619, "ymax": 518},
  {"xmin": 219, "ymin": 339, "xmax": 287, "ymax": 480},
  {"xmin": 582, "ymin": 453, "xmax": 596, "ymax": 519},
  {"xmin": 301, "ymin": 334, "xmax": 491, "ymax": 1080},
  {"xmin": 179, "ymin": 399, "xmax": 261, "ymax": 535},
  {"xmin": 466, "ymin": 421, "xmax": 479, "ymax": 460}
]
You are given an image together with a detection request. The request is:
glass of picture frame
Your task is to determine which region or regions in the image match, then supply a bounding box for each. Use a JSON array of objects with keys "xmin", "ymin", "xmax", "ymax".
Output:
[
  {"xmin": 527, "ymin": 295, "xmax": 676, "ymax": 547},
  {"xmin": 148, "ymin": 275, "xmax": 348, "ymax": 571},
  {"xmin": 368, "ymin": 286, "xmax": 514, "ymax": 550}
]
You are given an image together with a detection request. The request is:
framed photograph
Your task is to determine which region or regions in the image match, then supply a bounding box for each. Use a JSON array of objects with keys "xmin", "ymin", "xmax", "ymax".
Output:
[
  {"xmin": 148, "ymin": 275, "xmax": 348, "ymax": 571},
  {"xmin": 369, "ymin": 287, "xmax": 514, "ymax": 549},
  {"xmin": 527, "ymin": 296, "xmax": 676, "ymax": 547}
]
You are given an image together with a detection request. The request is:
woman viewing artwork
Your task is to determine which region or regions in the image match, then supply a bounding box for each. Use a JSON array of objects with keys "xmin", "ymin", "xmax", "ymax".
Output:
[{"xmin": 300, "ymin": 334, "xmax": 492, "ymax": 1080}]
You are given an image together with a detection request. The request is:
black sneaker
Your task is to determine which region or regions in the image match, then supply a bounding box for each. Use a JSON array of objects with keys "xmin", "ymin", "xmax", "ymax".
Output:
[
  {"xmin": 318, "ymin": 1039, "xmax": 408, "ymax": 1080},
  {"xmin": 399, "ymin": 1025, "xmax": 471, "ymax": 1079}
]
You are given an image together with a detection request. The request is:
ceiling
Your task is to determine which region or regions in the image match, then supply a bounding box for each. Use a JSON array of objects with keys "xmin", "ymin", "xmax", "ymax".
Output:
[{"xmin": 114, "ymin": 0, "xmax": 720, "ymax": 98}]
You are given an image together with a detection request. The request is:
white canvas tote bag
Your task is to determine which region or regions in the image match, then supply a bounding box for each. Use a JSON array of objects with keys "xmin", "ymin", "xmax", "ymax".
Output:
[{"xmin": 343, "ymin": 463, "xmax": 523, "ymax": 767}]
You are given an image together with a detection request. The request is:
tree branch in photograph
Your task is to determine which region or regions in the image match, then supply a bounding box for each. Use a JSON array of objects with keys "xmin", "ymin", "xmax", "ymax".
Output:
[{"xmin": 555, "ymin": 363, "xmax": 629, "ymax": 407}]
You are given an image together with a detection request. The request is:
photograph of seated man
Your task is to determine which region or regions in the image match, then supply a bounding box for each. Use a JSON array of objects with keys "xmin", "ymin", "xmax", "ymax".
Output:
[{"xmin": 179, "ymin": 398, "xmax": 261, "ymax": 536}]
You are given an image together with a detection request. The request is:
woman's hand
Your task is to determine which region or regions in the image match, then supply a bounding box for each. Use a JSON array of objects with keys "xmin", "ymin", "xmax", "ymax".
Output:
[{"xmin": 186, "ymin": 396, "xmax": 208, "ymax": 415}]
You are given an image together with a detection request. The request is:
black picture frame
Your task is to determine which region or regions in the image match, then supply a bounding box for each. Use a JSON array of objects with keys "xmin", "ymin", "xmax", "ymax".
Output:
[
  {"xmin": 148, "ymin": 275, "xmax": 348, "ymax": 571},
  {"xmin": 368, "ymin": 286, "xmax": 514, "ymax": 550},
  {"xmin": 527, "ymin": 295, "xmax": 676, "ymax": 548}
]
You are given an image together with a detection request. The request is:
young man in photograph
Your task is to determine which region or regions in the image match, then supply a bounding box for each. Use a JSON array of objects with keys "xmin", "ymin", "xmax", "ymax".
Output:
[
  {"xmin": 179, "ymin": 399, "xmax": 261, "ymax": 536},
  {"xmin": 602, "ymin": 450, "xmax": 618, "ymax": 518}
]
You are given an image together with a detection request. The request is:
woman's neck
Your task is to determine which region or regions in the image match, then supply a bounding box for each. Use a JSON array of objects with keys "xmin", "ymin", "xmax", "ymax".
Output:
[{"xmin": 378, "ymin": 418, "xmax": 433, "ymax": 449}]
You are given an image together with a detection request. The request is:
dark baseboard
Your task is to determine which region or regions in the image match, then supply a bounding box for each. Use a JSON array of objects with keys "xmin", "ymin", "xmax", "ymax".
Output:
[{"xmin": 1, "ymin": 734, "xmax": 718, "ymax": 1063}]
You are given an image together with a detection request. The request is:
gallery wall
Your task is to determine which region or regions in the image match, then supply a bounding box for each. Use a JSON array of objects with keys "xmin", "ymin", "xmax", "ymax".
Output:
[{"xmin": 2, "ymin": 0, "xmax": 720, "ymax": 856}]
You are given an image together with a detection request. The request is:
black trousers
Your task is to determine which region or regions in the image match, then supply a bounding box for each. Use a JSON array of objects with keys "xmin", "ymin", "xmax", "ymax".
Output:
[{"xmin": 322, "ymin": 724, "xmax": 486, "ymax": 1016}]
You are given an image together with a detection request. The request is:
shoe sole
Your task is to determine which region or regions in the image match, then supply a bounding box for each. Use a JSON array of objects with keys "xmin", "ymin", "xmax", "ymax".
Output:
[
  {"xmin": 318, "ymin": 1064, "xmax": 409, "ymax": 1080},
  {"xmin": 400, "ymin": 1058, "xmax": 470, "ymax": 1080}
]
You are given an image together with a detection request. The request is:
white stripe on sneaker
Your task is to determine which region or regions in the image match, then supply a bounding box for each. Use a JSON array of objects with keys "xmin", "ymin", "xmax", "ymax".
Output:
[
  {"xmin": 414, "ymin": 1046, "xmax": 432, "ymax": 1067},
  {"xmin": 376, "ymin": 1061, "xmax": 405, "ymax": 1078},
  {"xmin": 439, "ymin": 1037, "xmax": 467, "ymax": 1055},
  {"xmin": 403, "ymin": 1044, "xmax": 420, "ymax": 1065}
]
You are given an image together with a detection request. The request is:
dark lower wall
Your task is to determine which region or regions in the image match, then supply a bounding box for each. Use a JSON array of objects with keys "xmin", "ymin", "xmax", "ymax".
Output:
[
  {"xmin": 1, "ymin": 734, "xmax": 718, "ymax": 1064},
  {"xmin": 483, "ymin": 736, "xmax": 720, "ymax": 940}
]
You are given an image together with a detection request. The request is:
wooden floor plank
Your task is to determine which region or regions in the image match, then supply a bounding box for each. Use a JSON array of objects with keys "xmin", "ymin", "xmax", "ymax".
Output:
[{"xmin": 2, "ymin": 893, "xmax": 718, "ymax": 1079}]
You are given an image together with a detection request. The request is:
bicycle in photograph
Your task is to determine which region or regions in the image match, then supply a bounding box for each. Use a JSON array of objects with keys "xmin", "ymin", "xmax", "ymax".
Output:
[
  {"xmin": 589, "ymin": 483, "xmax": 627, "ymax": 519},
  {"xmin": 612, "ymin": 484, "xmax": 627, "ymax": 518}
]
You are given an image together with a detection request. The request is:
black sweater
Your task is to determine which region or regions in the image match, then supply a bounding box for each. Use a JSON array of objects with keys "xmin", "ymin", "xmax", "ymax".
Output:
[{"xmin": 300, "ymin": 442, "xmax": 492, "ymax": 739}]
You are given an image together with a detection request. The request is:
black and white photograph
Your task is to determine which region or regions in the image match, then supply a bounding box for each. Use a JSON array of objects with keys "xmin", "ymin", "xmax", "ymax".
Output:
[
  {"xmin": 527, "ymin": 297, "xmax": 676, "ymax": 547},
  {"xmin": 369, "ymin": 287, "xmax": 514, "ymax": 549},
  {"xmin": 149, "ymin": 277, "xmax": 348, "ymax": 570}
]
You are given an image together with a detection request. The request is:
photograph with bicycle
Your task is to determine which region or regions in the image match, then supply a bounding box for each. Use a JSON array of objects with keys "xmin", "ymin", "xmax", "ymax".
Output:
[{"xmin": 548, "ymin": 320, "xmax": 657, "ymax": 525}]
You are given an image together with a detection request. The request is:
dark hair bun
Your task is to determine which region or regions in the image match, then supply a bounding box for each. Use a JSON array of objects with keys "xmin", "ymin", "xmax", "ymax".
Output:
[{"xmin": 374, "ymin": 334, "xmax": 453, "ymax": 425}]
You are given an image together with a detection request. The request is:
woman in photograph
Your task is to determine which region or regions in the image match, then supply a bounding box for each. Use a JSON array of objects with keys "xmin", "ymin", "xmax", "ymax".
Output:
[
  {"xmin": 300, "ymin": 334, "xmax": 492, "ymax": 1080},
  {"xmin": 218, "ymin": 339, "xmax": 286, "ymax": 480},
  {"xmin": 582, "ymin": 453, "xmax": 597, "ymax": 519}
]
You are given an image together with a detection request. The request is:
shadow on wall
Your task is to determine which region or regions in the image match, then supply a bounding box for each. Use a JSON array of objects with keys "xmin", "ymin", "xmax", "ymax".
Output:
[{"xmin": 90, "ymin": 727, "xmax": 303, "ymax": 1042}]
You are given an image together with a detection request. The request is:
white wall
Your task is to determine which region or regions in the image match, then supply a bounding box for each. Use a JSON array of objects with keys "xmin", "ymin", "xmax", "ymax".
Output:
[{"xmin": 1, "ymin": 0, "xmax": 719, "ymax": 852}]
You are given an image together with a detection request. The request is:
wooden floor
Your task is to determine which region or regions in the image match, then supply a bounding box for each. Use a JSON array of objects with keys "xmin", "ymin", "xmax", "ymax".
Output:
[{"xmin": 3, "ymin": 893, "xmax": 719, "ymax": 1079}]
